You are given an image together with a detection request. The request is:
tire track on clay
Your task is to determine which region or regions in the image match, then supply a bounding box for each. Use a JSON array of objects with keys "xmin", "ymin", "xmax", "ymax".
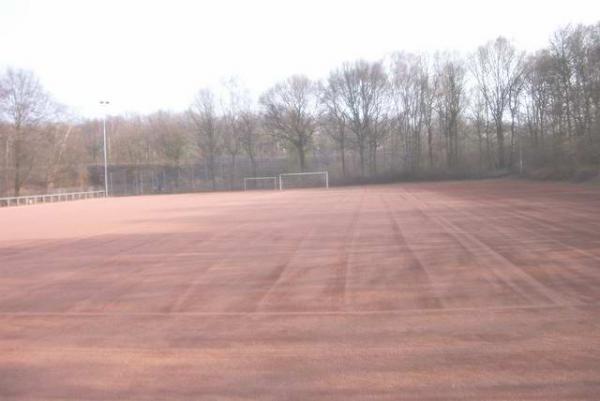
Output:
[
  {"xmin": 252, "ymin": 190, "xmax": 354, "ymax": 312},
  {"xmin": 67, "ymin": 232, "xmax": 217, "ymax": 313},
  {"xmin": 514, "ymin": 195, "xmax": 600, "ymax": 231},
  {"xmin": 2, "ymin": 302, "xmax": 596, "ymax": 317},
  {"xmin": 0, "ymin": 206, "xmax": 145, "ymax": 266},
  {"xmin": 0, "ymin": 233, "xmax": 173, "ymax": 310},
  {"xmin": 388, "ymin": 191, "xmax": 515, "ymax": 305},
  {"xmin": 78, "ymin": 197, "xmax": 288, "ymax": 310},
  {"xmin": 326, "ymin": 188, "xmax": 365, "ymax": 309},
  {"xmin": 3, "ymin": 205, "xmax": 271, "ymax": 312},
  {"xmin": 448, "ymin": 193, "xmax": 600, "ymax": 304},
  {"xmin": 250, "ymin": 226, "xmax": 320, "ymax": 311},
  {"xmin": 380, "ymin": 193, "xmax": 445, "ymax": 310},
  {"xmin": 90, "ymin": 193, "xmax": 298, "ymax": 313},
  {"xmin": 168, "ymin": 192, "xmax": 336, "ymax": 313},
  {"xmin": 402, "ymin": 188, "xmax": 570, "ymax": 306},
  {"xmin": 0, "ymin": 235, "xmax": 126, "ymax": 275},
  {"xmin": 484, "ymin": 195, "xmax": 600, "ymax": 264},
  {"xmin": 165, "ymin": 221, "xmax": 276, "ymax": 313}
]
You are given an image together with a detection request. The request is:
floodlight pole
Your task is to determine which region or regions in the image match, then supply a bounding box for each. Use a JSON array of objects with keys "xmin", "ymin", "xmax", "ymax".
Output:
[{"xmin": 100, "ymin": 100, "xmax": 110, "ymax": 196}]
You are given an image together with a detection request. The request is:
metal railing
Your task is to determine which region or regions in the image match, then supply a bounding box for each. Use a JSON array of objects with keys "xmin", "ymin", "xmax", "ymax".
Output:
[{"xmin": 0, "ymin": 190, "xmax": 106, "ymax": 207}]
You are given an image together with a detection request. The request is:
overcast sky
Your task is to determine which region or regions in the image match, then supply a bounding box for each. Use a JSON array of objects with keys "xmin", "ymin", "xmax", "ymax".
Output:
[{"xmin": 1, "ymin": 0, "xmax": 599, "ymax": 118}]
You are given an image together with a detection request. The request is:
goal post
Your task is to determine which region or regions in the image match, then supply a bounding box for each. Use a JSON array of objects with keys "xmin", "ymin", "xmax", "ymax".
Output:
[
  {"xmin": 278, "ymin": 171, "xmax": 329, "ymax": 190},
  {"xmin": 243, "ymin": 176, "xmax": 279, "ymax": 191}
]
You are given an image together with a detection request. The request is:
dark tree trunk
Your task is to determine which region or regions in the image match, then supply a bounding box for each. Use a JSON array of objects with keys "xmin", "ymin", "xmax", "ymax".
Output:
[
  {"xmin": 298, "ymin": 145, "xmax": 306, "ymax": 172},
  {"xmin": 13, "ymin": 136, "xmax": 21, "ymax": 197},
  {"xmin": 496, "ymin": 120, "xmax": 506, "ymax": 169},
  {"xmin": 230, "ymin": 154, "xmax": 236, "ymax": 190},
  {"xmin": 248, "ymin": 152, "xmax": 257, "ymax": 177},
  {"xmin": 358, "ymin": 140, "xmax": 366, "ymax": 176},
  {"xmin": 340, "ymin": 140, "xmax": 346, "ymax": 177},
  {"xmin": 427, "ymin": 126, "xmax": 433, "ymax": 169},
  {"xmin": 208, "ymin": 154, "xmax": 216, "ymax": 190}
]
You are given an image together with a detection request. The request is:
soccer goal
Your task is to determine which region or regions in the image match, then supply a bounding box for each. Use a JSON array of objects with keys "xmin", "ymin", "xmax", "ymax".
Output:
[
  {"xmin": 278, "ymin": 171, "xmax": 329, "ymax": 190},
  {"xmin": 243, "ymin": 176, "xmax": 279, "ymax": 191}
]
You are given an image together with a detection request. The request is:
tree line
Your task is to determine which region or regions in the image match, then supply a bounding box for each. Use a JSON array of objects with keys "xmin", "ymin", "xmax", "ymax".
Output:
[{"xmin": 1, "ymin": 22, "xmax": 599, "ymax": 196}]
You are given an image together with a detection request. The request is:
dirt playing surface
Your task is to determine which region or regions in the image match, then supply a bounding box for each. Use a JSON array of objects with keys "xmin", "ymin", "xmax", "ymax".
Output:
[{"xmin": 1, "ymin": 179, "xmax": 599, "ymax": 400}]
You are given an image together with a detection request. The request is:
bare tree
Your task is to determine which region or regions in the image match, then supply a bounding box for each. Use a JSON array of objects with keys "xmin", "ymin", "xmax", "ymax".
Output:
[
  {"xmin": 436, "ymin": 54, "xmax": 467, "ymax": 168},
  {"xmin": 221, "ymin": 78, "xmax": 247, "ymax": 188},
  {"xmin": 508, "ymin": 69, "xmax": 525, "ymax": 169},
  {"xmin": 149, "ymin": 112, "xmax": 189, "ymax": 189},
  {"xmin": 391, "ymin": 53, "xmax": 428, "ymax": 172},
  {"xmin": 0, "ymin": 121, "xmax": 10, "ymax": 195},
  {"xmin": 320, "ymin": 79, "xmax": 350, "ymax": 176},
  {"xmin": 222, "ymin": 116, "xmax": 241, "ymax": 189},
  {"xmin": 189, "ymin": 89, "xmax": 221, "ymax": 190},
  {"xmin": 260, "ymin": 75, "xmax": 318, "ymax": 171},
  {"xmin": 320, "ymin": 112, "xmax": 348, "ymax": 177},
  {"xmin": 547, "ymin": 24, "xmax": 600, "ymax": 166},
  {"xmin": 523, "ymin": 51, "xmax": 552, "ymax": 153},
  {"xmin": 422, "ymin": 60, "xmax": 439, "ymax": 170},
  {"xmin": 39, "ymin": 120, "xmax": 75, "ymax": 192},
  {"xmin": 0, "ymin": 68, "xmax": 57, "ymax": 195},
  {"xmin": 469, "ymin": 88, "xmax": 492, "ymax": 171},
  {"xmin": 326, "ymin": 60, "xmax": 388, "ymax": 175},
  {"xmin": 0, "ymin": 21, "xmax": 597, "ymax": 195},
  {"xmin": 471, "ymin": 37, "xmax": 525, "ymax": 169},
  {"xmin": 239, "ymin": 111, "xmax": 261, "ymax": 177}
]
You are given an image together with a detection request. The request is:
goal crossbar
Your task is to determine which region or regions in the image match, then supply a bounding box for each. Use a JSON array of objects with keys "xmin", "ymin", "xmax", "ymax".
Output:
[
  {"xmin": 278, "ymin": 171, "xmax": 329, "ymax": 190},
  {"xmin": 243, "ymin": 176, "xmax": 278, "ymax": 191}
]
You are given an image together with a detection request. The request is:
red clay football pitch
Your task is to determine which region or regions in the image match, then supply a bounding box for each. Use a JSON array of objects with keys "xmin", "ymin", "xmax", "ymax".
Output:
[{"xmin": 0, "ymin": 179, "xmax": 599, "ymax": 400}]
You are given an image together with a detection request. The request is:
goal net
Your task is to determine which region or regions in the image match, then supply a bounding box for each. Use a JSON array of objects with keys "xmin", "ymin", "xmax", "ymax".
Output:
[
  {"xmin": 243, "ymin": 176, "xmax": 279, "ymax": 190},
  {"xmin": 278, "ymin": 171, "xmax": 329, "ymax": 190}
]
